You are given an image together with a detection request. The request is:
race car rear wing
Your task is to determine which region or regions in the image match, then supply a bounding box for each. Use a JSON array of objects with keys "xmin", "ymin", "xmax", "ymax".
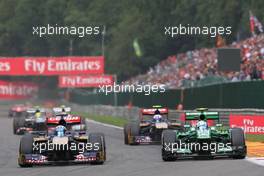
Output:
[
  {"xmin": 141, "ymin": 108, "xmax": 169, "ymax": 115},
  {"xmin": 53, "ymin": 107, "xmax": 71, "ymax": 113},
  {"xmin": 185, "ymin": 112, "xmax": 219, "ymax": 120},
  {"xmin": 46, "ymin": 115, "xmax": 81, "ymax": 124}
]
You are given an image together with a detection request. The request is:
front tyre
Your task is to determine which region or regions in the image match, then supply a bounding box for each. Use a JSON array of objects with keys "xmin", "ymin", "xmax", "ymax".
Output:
[
  {"xmin": 162, "ymin": 130, "xmax": 177, "ymax": 161},
  {"xmin": 124, "ymin": 124, "xmax": 130, "ymax": 145},
  {"xmin": 13, "ymin": 117, "xmax": 19, "ymax": 134},
  {"xmin": 89, "ymin": 133, "xmax": 106, "ymax": 164},
  {"xmin": 231, "ymin": 128, "xmax": 247, "ymax": 159},
  {"xmin": 18, "ymin": 134, "xmax": 34, "ymax": 167}
]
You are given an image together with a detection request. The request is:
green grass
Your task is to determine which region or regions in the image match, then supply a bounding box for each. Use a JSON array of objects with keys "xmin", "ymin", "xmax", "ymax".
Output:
[
  {"xmin": 246, "ymin": 134, "xmax": 264, "ymax": 142},
  {"xmin": 72, "ymin": 111, "xmax": 128, "ymax": 127}
]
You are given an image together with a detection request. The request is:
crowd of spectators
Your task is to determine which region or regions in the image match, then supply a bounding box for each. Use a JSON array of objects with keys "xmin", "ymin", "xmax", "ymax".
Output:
[{"xmin": 126, "ymin": 34, "xmax": 264, "ymax": 89}]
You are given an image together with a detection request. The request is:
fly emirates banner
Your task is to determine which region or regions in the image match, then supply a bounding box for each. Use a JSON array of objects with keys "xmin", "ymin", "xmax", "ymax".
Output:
[
  {"xmin": 0, "ymin": 80, "xmax": 38, "ymax": 99},
  {"xmin": 0, "ymin": 56, "xmax": 104, "ymax": 75}
]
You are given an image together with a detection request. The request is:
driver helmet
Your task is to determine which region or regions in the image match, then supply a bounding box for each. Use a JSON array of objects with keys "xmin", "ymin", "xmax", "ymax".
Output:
[
  {"xmin": 55, "ymin": 125, "xmax": 66, "ymax": 137},
  {"xmin": 35, "ymin": 109, "xmax": 42, "ymax": 118},
  {"xmin": 55, "ymin": 118, "xmax": 67, "ymax": 137},
  {"xmin": 153, "ymin": 109, "xmax": 162, "ymax": 122},
  {"xmin": 199, "ymin": 114, "xmax": 206, "ymax": 120},
  {"xmin": 197, "ymin": 114, "xmax": 207, "ymax": 130}
]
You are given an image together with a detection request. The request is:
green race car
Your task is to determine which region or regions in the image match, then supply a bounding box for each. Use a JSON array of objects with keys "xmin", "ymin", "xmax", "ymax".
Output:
[{"xmin": 161, "ymin": 108, "xmax": 247, "ymax": 161}]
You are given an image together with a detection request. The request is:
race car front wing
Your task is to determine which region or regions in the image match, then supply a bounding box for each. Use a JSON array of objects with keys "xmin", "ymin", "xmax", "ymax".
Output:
[{"xmin": 21, "ymin": 152, "xmax": 99, "ymax": 165}]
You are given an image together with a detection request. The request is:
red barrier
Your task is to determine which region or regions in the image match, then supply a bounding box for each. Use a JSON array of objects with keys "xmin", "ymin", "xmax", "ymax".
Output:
[
  {"xmin": 0, "ymin": 56, "xmax": 104, "ymax": 75},
  {"xmin": 0, "ymin": 80, "xmax": 38, "ymax": 99},
  {"xmin": 59, "ymin": 75, "xmax": 113, "ymax": 88},
  {"xmin": 230, "ymin": 114, "xmax": 264, "ymax": 134}
]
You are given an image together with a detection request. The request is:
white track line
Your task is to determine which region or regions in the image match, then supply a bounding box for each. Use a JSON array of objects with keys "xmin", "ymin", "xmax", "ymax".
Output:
[
  {"xmin": 246, "ymin": 157, "xmax": 264, "ymax": 167},
  {"xmin": 85, "ymin": 119, "xmax": 123, "ymax": 130}
]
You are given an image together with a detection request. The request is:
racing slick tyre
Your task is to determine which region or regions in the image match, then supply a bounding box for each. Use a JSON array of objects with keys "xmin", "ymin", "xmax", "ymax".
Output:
[
  {"xmin": 129, "ymin": 122, "xmax": 140, "ymax": 145},
  {"xmin": 124, "ymin": 124, "xmax": 130, "ymax": 145},
  {"xmin": 81, "ymin": 117, "xmax": 87, "ymax": 131},
  {"xmin": 13, "ymin": 117, "xmax": 19, "ymax": 134},
  {"xmin": 231, "ymin": 128, "xmax": 247, "ymax": 159},
  {"xmin": 16, "ymin": 117, "xmax": 25, "ymax": 135},
  {"xmin": 18, "ymin": 134, "xmax": 34, "ymax": 167},
  {"xmin": 162, "ymin": 130, "xmax": 177, "ymax": 161},
  {"xmin": 89, "ymin": 133, "xmax": 106, "ymax": 165}
]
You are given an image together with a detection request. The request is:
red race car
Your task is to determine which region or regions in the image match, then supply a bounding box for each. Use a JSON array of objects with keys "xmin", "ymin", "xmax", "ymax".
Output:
[{"xmin": 124, "ymin": 105, "xmax": 182, "ymax": 145}]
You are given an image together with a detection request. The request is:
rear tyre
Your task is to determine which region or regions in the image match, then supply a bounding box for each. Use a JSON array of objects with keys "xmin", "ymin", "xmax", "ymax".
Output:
[
  {"xmin": 231, "ymin": 128, "xmax": 246, "ymax": 159},
  {"xmin": 162, "ymin": 130, "xmax": 177, "ymax": 161},
  {"xmin": 129, "ymin": 122, "xmax": 140, "ymax": 145},
  {"xmin": 124, "ymin": 124, "xmax": 130, "ymax": 145},
  {"xmin": 17, "ymin": 117, "xmax": 25, "ymax": 134},
  {"xmin": 18, "ymin": 134, "xmax": 33, "ymax": 167},
  {"xmin": 89, "ymin": 133, "xmax": 106, "ymax": 164},
  {"xmin": 13, "ymin": 118, "xmax": 19, "ymax": 134},
  {"xmin": 81, "ymin": 117, "xmax": 87, "ymax": 131}
]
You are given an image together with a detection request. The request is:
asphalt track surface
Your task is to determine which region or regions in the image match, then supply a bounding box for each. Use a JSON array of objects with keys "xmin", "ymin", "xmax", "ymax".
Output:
[{"xmin": 0, "ymin": 106, "xmax": 263, "ymax": 176}]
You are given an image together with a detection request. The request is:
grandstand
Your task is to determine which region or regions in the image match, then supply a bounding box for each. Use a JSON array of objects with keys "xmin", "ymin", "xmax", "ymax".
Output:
[{"xmin": 126, "ymin": 34, "xmax": 264, "ymax": 89}]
